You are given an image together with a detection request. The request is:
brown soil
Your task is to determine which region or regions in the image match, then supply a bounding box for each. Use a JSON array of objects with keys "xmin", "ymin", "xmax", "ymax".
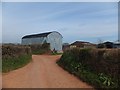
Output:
[{"xmin": 2, "ymin": 55, "xmax": 93, "ymax": 88}]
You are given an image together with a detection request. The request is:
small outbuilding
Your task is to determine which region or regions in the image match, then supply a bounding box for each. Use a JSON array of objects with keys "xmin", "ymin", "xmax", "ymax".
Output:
[
  {"xmin": 22, "ymin": 31, "xmax": 63, "ymax": 52},
  {"xmin": 70, "ymin": 41, "xmax": 96, "ymax": 49}
]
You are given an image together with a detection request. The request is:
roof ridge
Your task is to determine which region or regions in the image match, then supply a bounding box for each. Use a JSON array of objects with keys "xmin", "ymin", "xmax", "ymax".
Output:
[{"xmin": 22, "ymin": 32, "xmax": 52, "ymax": 39}]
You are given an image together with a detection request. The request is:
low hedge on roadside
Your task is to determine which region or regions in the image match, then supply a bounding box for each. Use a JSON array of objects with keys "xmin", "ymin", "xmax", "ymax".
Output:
[
  {"xmin": 2, "ymin": 44, "xmax": 32, "ymax": 73},
  {"xmin": 57, "ymin": 48, "xmax": 119, "ymax": 89},
  {"xmin": 29, "ymin": 43, "xmax": 50, "ymax": 55}
]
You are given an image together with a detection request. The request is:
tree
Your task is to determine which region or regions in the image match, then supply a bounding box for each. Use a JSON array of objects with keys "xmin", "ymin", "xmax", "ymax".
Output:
[
  {"xmin": 97, "ymin": 43, "xmax": 105, "ymax": 48},
  {"xmin": 97, "ymin": 38, "xmax": 104, "ymax": 44},
  {"xmin": 97, "ymin": 39, "xmax": 105, "ymax": 48}
]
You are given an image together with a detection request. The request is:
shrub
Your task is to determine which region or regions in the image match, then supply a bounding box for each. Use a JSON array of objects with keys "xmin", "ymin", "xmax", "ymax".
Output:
[
  {"xmin": 29, "ymin": 43, "xmax": 50, "ymax": 54},
  {"xmin": 57, "ymin": 48, "xmax": 119, "ymax": 88},
  {"xmin": 2, "ymin": 44, "xmax": 31, "ymax": 57},
  {"xmin": 2, "ymin": 44, "xmax": 32, "ymax": 73},
  {"xmin": 97, "ymin": 43, "xmax": 105, "ymax": 48}
]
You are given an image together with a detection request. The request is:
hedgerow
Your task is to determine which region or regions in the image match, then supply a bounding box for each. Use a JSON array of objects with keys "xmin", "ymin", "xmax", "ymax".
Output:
[
  {"xmin": 2, "ymin": 44, "xmax": 32, "ymax": 73},
  {"xmin": 57, "ymin": 48, "xmax": 119, "ymax": 89},
  {"xmin": 29, "ymin": 43, "xmax": 50, "ymax": 54}
]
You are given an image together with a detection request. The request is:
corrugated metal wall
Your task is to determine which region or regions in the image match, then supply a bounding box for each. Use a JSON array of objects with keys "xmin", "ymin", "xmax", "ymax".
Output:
[
  {"xmin": 22, "ymin": 32, "xmax": 62, "ymax": 51},
  {"xmin": 47, "ymin": 32, "xmax": 62, "ymax": 51}
]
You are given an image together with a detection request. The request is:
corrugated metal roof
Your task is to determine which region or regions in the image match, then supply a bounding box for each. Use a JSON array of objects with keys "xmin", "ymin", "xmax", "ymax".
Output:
[
  {"xmin": 22, "ymin": 32, "xmax": 52, "ymax": 39},
  {"xmin": 71, "ymin": 41, "xmax": 90, "ymax": 45}
]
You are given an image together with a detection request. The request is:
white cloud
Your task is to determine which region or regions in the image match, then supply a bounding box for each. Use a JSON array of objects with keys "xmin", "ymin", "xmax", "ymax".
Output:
[{"xmin": 2, "ymin": 2, "xmax": 118, "ymax": 43}]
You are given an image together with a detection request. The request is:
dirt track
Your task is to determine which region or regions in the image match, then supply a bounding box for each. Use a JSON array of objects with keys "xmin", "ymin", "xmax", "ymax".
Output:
[{"xmin": 2, "ymin": 55, "xmax": 93, "ymax": 88}]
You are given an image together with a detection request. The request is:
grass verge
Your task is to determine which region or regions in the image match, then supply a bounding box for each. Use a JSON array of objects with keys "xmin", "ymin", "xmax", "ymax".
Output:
[
  {"xmin": 57, "ymin": 61, "xmax": 119, "ymax": 89},
  {"xmin": 32, "ymin": 49, "xmax": 48, "ymax": 55},
  {"xmin": 2, "ymin": 54, "xmax": 32, "ymax": 73}
]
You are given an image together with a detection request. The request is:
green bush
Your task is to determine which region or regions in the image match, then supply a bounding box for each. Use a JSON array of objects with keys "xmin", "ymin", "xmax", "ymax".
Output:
[
  {"xmin": 2, "ymin": 44, "xmax": 32, "ymax": 73},
  {"xmin": 2, "ymin": 44, "xmax": 31, "ymax": 57},
  {"xmin": 29, "ymin": 43, "xmax": 50, "ymax": 55},
  {"xmin": 57, "ymin": 48, "xmax": 119, "ymax": 88}
]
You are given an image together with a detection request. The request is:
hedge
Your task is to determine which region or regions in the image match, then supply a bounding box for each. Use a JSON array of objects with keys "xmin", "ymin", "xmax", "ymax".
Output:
[
  {"xmin": 57, "ymin": 48, "xmax": 119, "ymax": 89},
  {"xmin": 2, "ymin": 44, "xmax": 32, "ymax": 73},
  {"xmin": 28, "ymin": 43, "xmax": 50, "ymax": 54}
]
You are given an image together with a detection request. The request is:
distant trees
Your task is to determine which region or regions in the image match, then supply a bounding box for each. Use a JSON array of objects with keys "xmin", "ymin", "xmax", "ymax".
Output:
[
  {"xmin": 97, "ymin": 39, "xmax": 104, "ymax": 44},
  {"xmin": 62, "ymin": 43, "xmax": 70, "ymax": 51},
  {"xmin": 97, "ymin": 39, "xmax": 105, "ymax": 48},
  {"xmin": 97, "ymin": 43, "xmax": 105, "ymax": 48}
]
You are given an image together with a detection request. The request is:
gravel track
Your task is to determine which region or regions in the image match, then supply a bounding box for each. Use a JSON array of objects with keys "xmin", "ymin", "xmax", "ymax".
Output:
[{"xmin": 2, "ymin": 55, "xmax": 93, "ymax": 88}]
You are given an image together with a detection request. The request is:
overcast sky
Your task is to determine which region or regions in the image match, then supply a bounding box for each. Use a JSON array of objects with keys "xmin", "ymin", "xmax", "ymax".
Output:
[{"xmin": 2, "ymin": 2, "xmax": 118, "ymax": 44}]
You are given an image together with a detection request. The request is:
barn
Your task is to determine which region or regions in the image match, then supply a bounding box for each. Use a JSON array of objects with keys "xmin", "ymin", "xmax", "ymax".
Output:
[{"xmin": 21, "ymin": 31, "xmax": 63, "ymax": 52}]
